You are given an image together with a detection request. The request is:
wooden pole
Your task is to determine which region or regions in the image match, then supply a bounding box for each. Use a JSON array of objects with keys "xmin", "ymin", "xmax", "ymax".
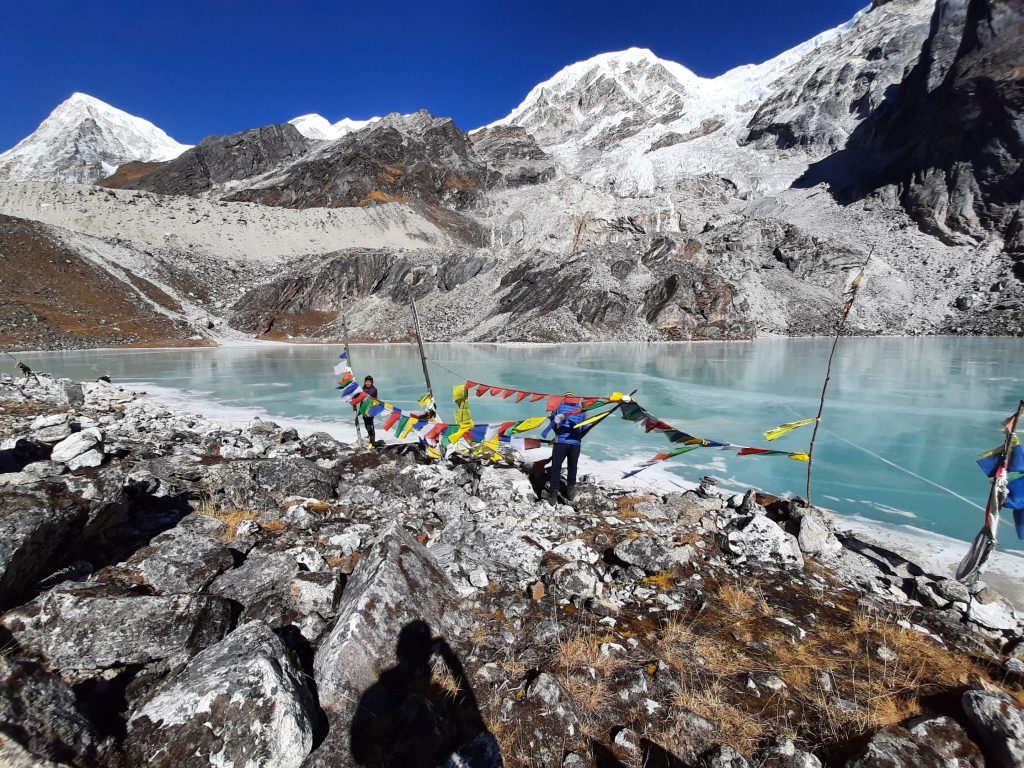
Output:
[
  {"xmin": 341, "ymin": 313, "xmax": 364, "ymax": 448},
  {"xmin": 410, "ymin": 298, "xmax": 440, "ymax": 421},
  {"xmin": 805, "ymin": 246, "xmax": 875, "ymax": 504}
]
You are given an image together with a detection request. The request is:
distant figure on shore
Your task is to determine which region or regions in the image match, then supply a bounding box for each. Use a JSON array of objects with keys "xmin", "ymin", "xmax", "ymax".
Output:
[
  {"xmin": 17, "ymin": 360, "xmax": 39, "ymax": 384},
  {"xmin": 543, "ymin": 393, "xmax": 587, "ymax": 503},
  {"xmin": 362, "ymin": 375, "xmax": 379, "ymax": 447}
]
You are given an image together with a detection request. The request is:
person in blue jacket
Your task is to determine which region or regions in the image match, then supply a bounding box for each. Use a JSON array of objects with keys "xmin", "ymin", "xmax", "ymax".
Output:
[{"xmin": 542, "ymin": 394, "xmax": 587, "ymax": 503}]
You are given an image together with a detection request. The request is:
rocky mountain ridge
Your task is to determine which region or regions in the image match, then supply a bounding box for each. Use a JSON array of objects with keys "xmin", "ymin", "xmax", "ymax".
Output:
[
  {"xmin": 2, "ymin": 373, "xmax": 1024, "ymax": 767},
  {"xmin": 0, "ymin": 0, "xmax": 1022, "ymax": 349}
]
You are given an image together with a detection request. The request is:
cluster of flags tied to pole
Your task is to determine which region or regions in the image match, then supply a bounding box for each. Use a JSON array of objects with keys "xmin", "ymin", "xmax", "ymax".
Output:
[
  {"xmin": 335, "ymin": 353, "xmax": 558, "ymax": 451},
  {"xmin": 336, "ymin": 354, "xmax": 821, "ymax": 476},
  {"xmin": 617, "ymin": 401, "xmax": 810, "ymax": 478},
  {"xmin": 978, "ymin": 439, "xmax": 1024, "ymax": 535}
]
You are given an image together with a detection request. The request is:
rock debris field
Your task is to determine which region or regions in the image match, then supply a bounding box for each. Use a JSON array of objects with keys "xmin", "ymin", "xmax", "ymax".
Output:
[{"xmin": 1, "ymin": 374, "xmax": 1024, "ymax": 768}]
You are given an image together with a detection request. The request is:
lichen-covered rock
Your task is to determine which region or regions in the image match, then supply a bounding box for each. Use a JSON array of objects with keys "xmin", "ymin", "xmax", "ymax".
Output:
[
  {"xmin": 49, "ymin": 428, "xmax": 101, "ymax": 465},
  {"xmin": 0, "ymin": 492, "xmax": 90, "ymax": 609},
  {"xmin": 127, "ymin": 621, "xmax": 317, "ymax": 768},
  {"xmin": 204, "ymin": 457, "xmax": 339, "ymax": 508},
  {"xmin": 207, "ymin": 551, "xmax": 300, "ymax": 609},
  {"xmin": 2, "ymin": 584, "xmax": 233, "ymax": 669},
  {"xmin": 306, "ymin": 524, "xmax": 494, "ymax": 768},
  {"xmin": 612, "ymin": 535, "xmax": 690, "ymax": 573},
  {"xmin": 0, "ymin": 658, "xmax": 100, "ymax": 764},
  {"xmin": 139, "ymin": 531, "xmax": 234, "ymax": 594},
  {"xmin": 720, "ymin": 514, "xmax": 803, "ymax": 568},
  {"xmin": 961, "ymin": 690, "xmax": 1024, "ymax": 768},
  {"xmin": 845, "ymin": 718, "xmax": 984, "ymax": 768}
]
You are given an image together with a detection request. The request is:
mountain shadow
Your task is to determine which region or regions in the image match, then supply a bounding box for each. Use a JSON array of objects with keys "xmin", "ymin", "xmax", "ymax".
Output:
[{"xmin": 349, "ymin": 619, "xmax": 502, "ymax": 768}]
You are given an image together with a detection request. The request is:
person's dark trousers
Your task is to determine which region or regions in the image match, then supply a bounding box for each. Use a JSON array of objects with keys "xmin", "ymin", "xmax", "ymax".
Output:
[
  {"xmin": 363, "ymin": 416, "xmax": 376, "ymax": 445},
  {"xmin": 548, "ymin": 443, "xmax": 581, "ymax": 496}
]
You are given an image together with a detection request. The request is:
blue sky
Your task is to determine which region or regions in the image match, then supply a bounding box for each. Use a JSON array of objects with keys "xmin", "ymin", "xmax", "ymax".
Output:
[{"xmin": 1, "ymin": 0, "xmax": 865, "ymax": 149}]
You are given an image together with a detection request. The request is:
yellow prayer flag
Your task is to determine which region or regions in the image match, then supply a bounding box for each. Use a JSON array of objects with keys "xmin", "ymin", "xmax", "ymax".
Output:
[
  {"xmin": 512, "ymin": 416, "xmax": 547, "ymax": 433},
  {"xmin": 609, "ymin": 392, "xmax": 624, "ymax": 401},
  {"xmin": 763, "ymin": 418, "xmax": 817, "ymax": 441},
  {"xmin": 450, "ymin": 425, "xmax": 471, "ymax": 442},
  {"xmin": 452, "ymin": 384, "xmax": 472, "ymax": 425},
  {"xmin": 418, "ymin": 393, "xmax": 434, "ymax": 409},
  {"xmin": 787, "ymin": 452, "xmax": 811, "ymax": 461},
  {"xmin": 399, "ymin": 419, "xmax": 416, "ymax": 439}
]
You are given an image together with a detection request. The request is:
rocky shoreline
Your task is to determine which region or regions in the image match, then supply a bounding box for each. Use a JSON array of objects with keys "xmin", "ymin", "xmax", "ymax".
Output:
[{"xmin": 1, "ymin": 373, "xmax": 1023, "ymax": 768}]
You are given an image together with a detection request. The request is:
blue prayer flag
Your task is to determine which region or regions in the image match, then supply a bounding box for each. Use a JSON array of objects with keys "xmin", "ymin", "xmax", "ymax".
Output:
[{"xmin": 976, "ymin": 445, "xmax": 1022, "ymax": 477}]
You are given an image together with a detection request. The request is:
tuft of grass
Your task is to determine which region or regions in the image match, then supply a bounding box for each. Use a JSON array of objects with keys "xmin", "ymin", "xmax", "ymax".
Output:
[
  {"xmin": 199, "ymin": 504, "xmax": 261, "ymax": 542},
  {"xmin": 616, "ymin": 495, "xmax": 656, "ymax": 520}
]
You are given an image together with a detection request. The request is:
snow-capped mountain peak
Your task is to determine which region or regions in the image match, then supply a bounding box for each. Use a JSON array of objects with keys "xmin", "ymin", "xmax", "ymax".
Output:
[
  {"xmin": 287, "ymin": 113, "xmax": 381, "ymax": 141},
  {"xmin": 0, "ymin": 92, "xmax": 190, "ymax": 184}
]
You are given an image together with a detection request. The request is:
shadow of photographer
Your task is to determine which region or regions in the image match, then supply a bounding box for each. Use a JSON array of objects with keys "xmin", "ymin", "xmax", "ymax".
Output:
[{"xmin": 350, "ymin": 619, "xmax": 501, "ymax": 768}]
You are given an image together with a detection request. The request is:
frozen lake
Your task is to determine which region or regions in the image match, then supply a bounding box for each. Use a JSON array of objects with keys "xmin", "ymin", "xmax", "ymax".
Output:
[{"xmin": 21, "ymin": 337, "xmax": 1024, "ymax": 550}]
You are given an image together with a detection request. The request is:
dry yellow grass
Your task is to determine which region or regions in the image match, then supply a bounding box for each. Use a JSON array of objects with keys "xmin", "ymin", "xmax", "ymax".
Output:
[
  {"xmin": 201, "ymin": 506, "xmax": 261, "ymax": 542},
  {"xmin": 667, "ymin": 678, "xmax": 765, "ymax": 752},
  {"xmin": 615, "ymin": 495, "xmax": 656, "ymax": 520}
]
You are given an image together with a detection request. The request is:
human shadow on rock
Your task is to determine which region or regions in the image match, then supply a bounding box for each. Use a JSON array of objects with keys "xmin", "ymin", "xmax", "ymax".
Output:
[{"xmin": 349, "ymin": 619, "xmax": 501, "ymax": 768}]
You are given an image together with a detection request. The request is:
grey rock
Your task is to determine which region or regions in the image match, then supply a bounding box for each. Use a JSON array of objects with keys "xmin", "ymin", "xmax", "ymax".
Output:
[
  {"xmin": 700, "ymin": 745, "xmax": 750, "ymax": 768},
  {"xmin": 721, "ymin": 514, "xmax": 803, "ymax": 567},
  {"xmin": 846, "ymin": 718, "xmax": 984, "ymax": 768},
  {"xmin": 549, "ymin": 561, "xmax": 603, "ymax": 599},
  {"xmin": 65, "ymin": 447, "xmax": 103, "ymax": 470},
  {"xmin": 204, "ymin": 457, "xmax": 339, "ymax": 508},
  {"xmin": 935, "ymin": 578, "xmax": 971, "ymax": 604},
  {"xmin": 30, "ymin": 413, "xmax": 73, "ymax": 443},
  {"xmin": 797, "ymin": 514, "xmax": 840, "ymax": 556},
  {"xmin": 50, "ymin": 428, "xmax": 101, "ymax": 464},
  {"xmin": 962, "ymin": 690, "xmax": 1024, "ymax": 768},
  {"xmin": 289, "ymin": 570, "xmax": 343, "ymax": 617},
  {"xmin": 59, "ymin": 382, "xmax": 84, "ymax": 406},
  {"xmin": 127, "ymin": 621, "xmax": 318, "ymax": 768},
  {"xmin": 526, "ymin": 672, "xmax": 564, "ymax": 706},
  {"xmin": 613, "ymin": 535, "xmax": 685, "ymax": 573},
  {"xmin": 967, "ymin": 590, "xmax": 1018, "ymax": 631},
  {"xmin": 0, "ymin": 657, "xmax": 100, "ymax": 763},
  {"xmin": 3, "ymin": 585, "xmax": 233, "ymax": 669},
  {"xmin": 140, "ymin": 531, "xmax": 234, "ymax": 594},
  {"xmin": 0, "ymin": 491, "xmax": 91, "ymax": 609},
  {"xmin": 306, "ymin": 524, "xmax": 468, "ymax": 768},
  {"xmin": 207, "ymin": 552, "xmax": 299, "ymax": 609}
]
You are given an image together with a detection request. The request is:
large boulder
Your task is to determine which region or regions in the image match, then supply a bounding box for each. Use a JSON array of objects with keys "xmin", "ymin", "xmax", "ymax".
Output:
[
  {"xmin": 962, "ymin": 690, "xmax": 1024, "ymax": 768},
  {"xmin": 50, "ymin": 429, "xmax": 102, "ymax": 465},
  {"xmin": 126, "ymin": 621, "xmax": 318, "ymax": 768},
  {"xmin": 0, "ymin": 658, "xmax": 100, "ymax": 764},
  {"xmin": 612, "ymin": 535, "xmax": 691, "ymax": 573},
  {"xmin": 207, "ymin": 552, "xmax": 300, "ymax": 610},
  {"xmin": 2, "ymin": 584, "xmax": 233, "ymax": 670},
  {"xmin": 204, "ymin": 457, "xmax": 339, "ymax": 508},
  {"xmin": 0, "ymin": 492, "xmax": 89, "ymax": 610},
  {"xmin": 845, "ymin": 717, "xmax": 984, "ymax": 768},
  {"xmin": 720, "ymin": 515, "xmax": 803, "ymax": 568},
  {"xmin": 304, "ymin": 524, "xmax": 498, "ymax": 768},
  {"xmin": 139, "ymin": 531, "xmax": 234, "ymax": 595}
]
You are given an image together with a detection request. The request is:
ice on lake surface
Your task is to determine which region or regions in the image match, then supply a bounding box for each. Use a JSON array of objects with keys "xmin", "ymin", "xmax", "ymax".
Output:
[{"xmin": 22, "ymin": 337, "xmax": 1024, "ymax": 546}]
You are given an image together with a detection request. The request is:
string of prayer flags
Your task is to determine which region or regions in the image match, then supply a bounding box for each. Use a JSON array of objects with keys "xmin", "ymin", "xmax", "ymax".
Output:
[
  {"xmin": 763, "ymin": 418, "xmax": 818, "ymax": 441},
  {"xmin": 333, "ymin": 358, "xmax": 552, "ymax": 451},
  {"xmin": 461, "ymin": 380, "xmax": 619, "ymax": 410},
  {"xmin": 618, "ymin": 399, "xmax": 809, "ymax": 477},
  {"xmin": 977, "ymin": 441, "xmax": 1024, "ymax": 477}
]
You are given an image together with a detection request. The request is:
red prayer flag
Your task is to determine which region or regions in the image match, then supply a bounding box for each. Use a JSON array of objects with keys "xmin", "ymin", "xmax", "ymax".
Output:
[
  {"xmin": 530, "ymin": 393, "xmax": 545, "ymax": 402},
  {"xmin": 489, "ymin": 386, "xmax": 503, "ymax": 396},
  {"xmin": 515, "ymin": 391, "xmax": 530, "ymax": 403},
  {"xmin": 350, "ymin": 392, "xmax": 368, "ymax": 405},
  {"xmin": 464, "ymin": 380, "xmax": 476, "ymax": 389},
  {"xmin": 497, "ymin": 420, "xmax": 517, "ymax": 435},
  {"xmin": 382, "ymin": 412, "xmax": 401, "ymax": 431},
  {"xmin": 425, "ymin": 423, "xmax": 447, "ymax": 441},
  {"xmin": 546, "ymin": 395, "xmax": 564, "ymax": 411},
  {"xmin": 582, "ymin": 398, "xmax": 597, "ymax": 407},
  {"xmin": 501, "ymin": 389, "xmax": 515, "ymax": 399},
  {"xmin": 475, "ymin": 385, "xmax": 489, "ymax": 397},
  {"xmin": 737, "ymin": 447, "xmax": 771, "ymax": 456},
  {"xmin": 644, "ymin": 420, "xmax": 673, "ymax": 433}
]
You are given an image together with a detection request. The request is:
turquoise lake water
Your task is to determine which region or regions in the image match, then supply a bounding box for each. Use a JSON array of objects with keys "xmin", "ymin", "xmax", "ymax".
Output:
[{"xmin": 18, "ymin": 338, "xmax": 1024, "ymax": 547}]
